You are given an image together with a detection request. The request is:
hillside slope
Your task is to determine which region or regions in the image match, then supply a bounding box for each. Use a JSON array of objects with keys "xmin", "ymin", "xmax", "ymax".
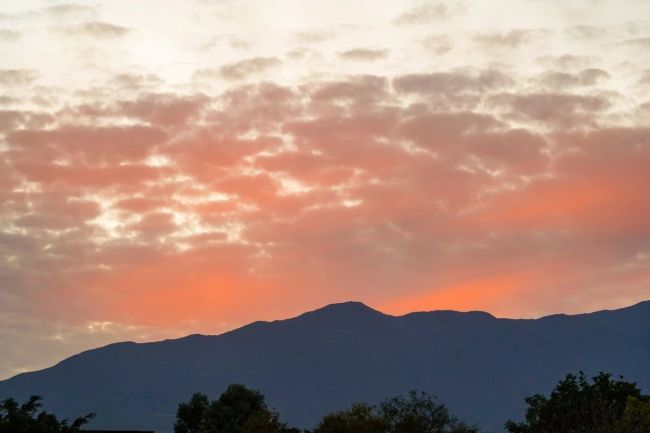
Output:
[{"xmin": 1, "ymin": 300, "xmax": 648, "ymax": 433}]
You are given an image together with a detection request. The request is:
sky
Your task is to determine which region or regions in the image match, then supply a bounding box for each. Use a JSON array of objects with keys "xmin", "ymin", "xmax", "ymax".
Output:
[{"xmin": 0, "ymin": 0, "xmax": 649, "ymax": 379}]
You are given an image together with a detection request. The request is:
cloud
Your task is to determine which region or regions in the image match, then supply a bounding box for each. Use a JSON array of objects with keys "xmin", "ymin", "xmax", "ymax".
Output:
[
  {"xmin": 0, "ymin": 28, "xmax": 21, "ymax": 41},
  {"xmin": 0, "ymin": 3, "xmax": 97, "ymax": 23},
  {"xmin": 115, "ymin": 93, "xmax": 209, "ymax": 127},
  {"xmin": 0, "ymin": 69, "xmax": 38, "ymax": 86},
  {"xmin": 294, "ymin": 30, "xmax": 334, "ymax": 44},
  {"xmin": 393, "ymin": 2, "xmax": 465, "ymax": 25},
  {"xmin": 640, "ymin": 70, "xmax": 650, "ymax": 85},
  {"xmin": 393, "ymin": 69, "xmax": 514, "ymax": 97},
  {"xmin": 107, "ymin": 73, "xmax": 163, "ymax": 90},
  {"xmin": 306, "ymin": 75, "xmax": 389, "ymax": 106},
  {"xmin": 201, "ymin": 34, "xmax": 252, "ymax": 51},
  {"xmin": 8, "ymin": 124, "xmax": 167, "ymax": 165},
  {"xmin": 195, "ymin": 57, "xmax": 281, "ymax": 81},
  {"xmin": 44, "ymin": 3, "xmax": 98, "ymax": 20},
  {"xmin": 421, "ymin": 34, "xmax": 454, "ymax": 55},
  {"xmin": 577, "ymin": 68, "xmax": 610, "ymax": 85},
  {"xmin": 339, "ymin": 48, "xmax": 389, "ymax": 61},
  {"xmin": 489, "ymin": 92, "xmax": 611, "ymax": 129},
  {"xmin": 14, "ymin": 197, "xmax": 101, "ymax": 231},
  {"xmin": 61, "ymin": 21, "xmax": 131, "ymax": 38},
  {"xmin": 473, "ymin": 29, "xmax": 553, "ymax": 49},
  {"xmin": 563, "ymin": 25, "xmax": 605, "ymax": 40},
  {"xmin": 622, "ymin": 36, "xmax": 650, "ymax": 47},
  {"xmin": 0, "ymin": 110, "xmax": 24, "ymax": 131},
  {"xmin": 537, "ymin": 68, "xmax": 610, "ymax": 89},
  {"xmin": 0, "ymin": 28, "xmax": 648, "ymax": 381},
  {"xmin": 536, "ymin": 54, "xmax": 600, "ymax": 70}
]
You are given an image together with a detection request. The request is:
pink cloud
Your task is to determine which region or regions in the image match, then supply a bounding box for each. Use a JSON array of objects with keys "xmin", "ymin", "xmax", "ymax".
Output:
[{"xmin": 0, "ymin": 67, "xmax": 647, "ymax": 341}]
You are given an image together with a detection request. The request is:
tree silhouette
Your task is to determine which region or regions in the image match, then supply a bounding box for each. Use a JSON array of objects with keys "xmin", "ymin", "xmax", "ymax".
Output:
[
  {"xmin": 174, "ymin": 384, "xmax": 298, "ymax": 433},
  {"xmin": 0, "ymin": 395, "xmax": 93, "ymax": 433},
  {"xmin": 614, "ymin": 397, "xmax": 650, "ymax": 433},
  {"xmin": 313, "ymin": 390, "xmax": 478, "ymax": 433},
  {"xmin": 379, "ymin": 390, "xmax": 478, "ymax": 433},
  {"xmin": 175, "ymin": 393, "xmax": 210, "ymax": 433},
  {"xmin": 314, "ymin": 403, "xmax": 389, "ymax": 433},
  {"xmin": 506, "ymin": 372, "xmax": 650, "ymax": 433}
]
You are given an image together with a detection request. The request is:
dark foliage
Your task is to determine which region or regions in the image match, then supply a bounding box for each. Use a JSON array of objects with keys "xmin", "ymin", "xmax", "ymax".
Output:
[
  {"xmin": 314, "ymin": 390, "xmax": 479, "ymax": 433},
  {"xmin": 313, "ymin": 403, "xmax": 388, "ymax": 433},
  {"xmin": 506, "ymin": 372, "xmax": 650, "ymax": 433},
  {"xmin": 615, "ymin": 396, "xmax": 650, "ymax": 433},
  {"xmin": 174, "ymin": 384, "xmax": 299, "ymax": 433},
  {"xmin": 0, "ymin": 395, "xmax": 93, "ymax": 433}
]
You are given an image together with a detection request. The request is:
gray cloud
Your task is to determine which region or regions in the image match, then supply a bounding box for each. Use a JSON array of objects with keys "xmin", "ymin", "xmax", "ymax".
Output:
[
  {"xmin": 339, "ymin": 48, "xmax": 389, "ymax": 61},
  {"xmin": 0, "ymin": 6, "xmax": 647, "ymax": 380},
  {"xmin": 394, "ymin": 69, "xmax": 514, "ymax": 96},
  {"xmin": 0, "ymin": 28, "xmax": 21, "ymax": 41},
  {"xmin": 0, "ymin": 69, "xmax": 38, "ymax": 86},
  {"xmin": 393, "ymin": 1, "xmax": 465, "ymax": 25},
  {"xmin": 60, "ymin": 21, "xmax": 131, "ymax": 38},
  {"xmin": 622, "ymin": 36, "xmax": 650, "ymax": 47},
  {"xmin": 194, "ymin": 57, "xmax": 281, "ymax": 81},
  {"xmin": 473, "ymin": 29, "xmax": 553, "ymax": 49},
  {"xmin": 421, "ymin": 34, "xmax": 454, "ymax": 55}
]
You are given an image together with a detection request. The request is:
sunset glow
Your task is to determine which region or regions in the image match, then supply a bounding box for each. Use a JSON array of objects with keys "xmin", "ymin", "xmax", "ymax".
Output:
[{"xmin": 1, "ymin": 0, "xmax": 649, "ymax": 379}]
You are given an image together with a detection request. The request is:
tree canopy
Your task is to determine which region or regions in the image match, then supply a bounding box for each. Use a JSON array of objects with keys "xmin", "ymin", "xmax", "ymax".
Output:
[
  {"xmin": 174, "ymin": 384, "xmax": 299, "ymax": 433},
  {"xmin": 313, "ymin": 390, "xmax": 478, "ymax": 433},
  {"xmin": 506, "ymin": 371, "xmax": 650, "ymax": 433},
  {"xmin": 314, "ymin": 403, "xmax": 389, "ymax": 433},
  {"xmin": 615, "ymin": 396, "xmax": 650, "ymax": 433},
  {"xmin": 0, "ymin": 395, "xmax": 92, "ymax": 433}
]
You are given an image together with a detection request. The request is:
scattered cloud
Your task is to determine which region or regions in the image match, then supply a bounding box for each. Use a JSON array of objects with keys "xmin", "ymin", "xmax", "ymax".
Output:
[
  {"xmin": 61, "ymin": 21, "xmax": 131, "ymax": 38},
  {"xmin": 339, "ymin": 48, "xmax": 389, "ymax": 61},
  {"xmin": 473, "ymin": 29, "xmax": 553, "ymax": 49},
  {"xmin": 0, "ymin": 0, "xmax": 648, "ymax": 381},
  {"xmin": 393, "ymin": 1, "xmax": 465, "ymax": 25},
  {"xmin": 622, "ymin": 36, "xmax": 650, "ymax": 47},
  {"xmin": 421, "ymin": 34, "xmax": 453, "ymax": 55},
  {"xmin": 44, "ymin": 3, "xmax": 98, "ymax": 20},
  {"xmin": 195, "ymin": 57, "xmax": 282, "ymax": 81},
  {"xmin": 537, "ymin": 68, "xmax": 610, "ymax": 88},
  {"xmin": 0, "ymin": 28, "xmax": 21, "ymax": 41},
  {"xmin": 563, "ymin": 25, "xmax": 605, "ymax": 40},
  {"xmin": 393, "ymin": 69, "xmax": 514, "ymax": 96},
  {"xmin": 536, "ymin": 54, "xmax": 600, "ymax": 70},
  {"xmin": 1, "ymin": 67, "xmax": 643, "ymax": 350},
  {"xmin": 294, "ymin": 30, "xmax": 335, "ymax": 44},
  {"xmin": 490, "ymin": 92, "xmax": 610, "ymax": 127},
  {"xmin": 0, "ymin": 69, "xmax": 38, "ymax": 85}
]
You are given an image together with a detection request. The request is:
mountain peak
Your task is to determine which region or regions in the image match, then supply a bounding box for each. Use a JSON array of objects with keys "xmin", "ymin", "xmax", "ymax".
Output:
[
  {"xmin": 298, "ymin": 301, "xmax": 385, "ymax": 319},
  {"xmin": 1, "ymin": 299, "xmax": 648, "ymax": 433},
  {"xmin": 322, "ymin": 300, "xmax": 377, "ymax": 310}
]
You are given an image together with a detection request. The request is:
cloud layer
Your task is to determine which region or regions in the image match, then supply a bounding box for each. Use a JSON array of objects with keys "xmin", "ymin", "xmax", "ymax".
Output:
[{"xmin": 0, "ymin": 0, "xmax": 649, "ymax": 379}]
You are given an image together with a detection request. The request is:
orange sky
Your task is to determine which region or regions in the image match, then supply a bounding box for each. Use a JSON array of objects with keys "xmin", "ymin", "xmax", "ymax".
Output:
[{"xmin": 0, "ymin": 0, "xmax": 649, "ymax": 379}]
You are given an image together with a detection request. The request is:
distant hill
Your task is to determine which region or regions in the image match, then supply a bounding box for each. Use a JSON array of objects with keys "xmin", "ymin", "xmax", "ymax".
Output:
[{"xmin": 1, "ymin": 300, "xmax": 649, "ymax": 433}]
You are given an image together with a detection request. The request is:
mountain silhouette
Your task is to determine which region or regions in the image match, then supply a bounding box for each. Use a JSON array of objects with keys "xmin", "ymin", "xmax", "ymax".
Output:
[{"xmin": 0, "ymin": 300, "xmax": 648, "ymax": 433}]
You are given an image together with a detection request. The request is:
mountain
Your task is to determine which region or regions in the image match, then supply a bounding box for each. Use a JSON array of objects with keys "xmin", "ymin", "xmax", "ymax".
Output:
[{"xmin": 1, "ymin": 301, "xmax": 649, "ymax": 433}]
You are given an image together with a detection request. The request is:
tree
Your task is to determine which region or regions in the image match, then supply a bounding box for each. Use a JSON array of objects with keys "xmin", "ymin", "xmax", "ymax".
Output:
[
  {"xmin": 208, "ymin": 384, "xmax": 269, "ymax": 433},
  {"xmin": 379, "ymin": 391, "xmax": 478, "ymax": 433},
  {"xmin": 175, "ymin": 393, "xmax": 210, "ymax": 433},
  {"xmin": 314, "ymin": 403, "xmax": 389, "ymax": 433},
  {"xmin": 0, "ymin": 395, "xmax": 93, "ymax": 433},
  {"xmin": 614, "ymin": 397, "xmax": 650, "ymax": 433},
  {"xmin": 506, "ymin": 372, "xmax": 650, "ymax": 433},
  {"xmin": 313, "ymin": 391, "xmax": 478, "ymax": 433},
  {"xmin": 174, "ymin": 384, "xmax": 297, "ymax": 433}
]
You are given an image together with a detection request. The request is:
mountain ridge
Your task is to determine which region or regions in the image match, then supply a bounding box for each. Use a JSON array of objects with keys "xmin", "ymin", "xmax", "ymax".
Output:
[{"xmin": 1, "ymin": 300, "xmax": 648, "ymax": 433}]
